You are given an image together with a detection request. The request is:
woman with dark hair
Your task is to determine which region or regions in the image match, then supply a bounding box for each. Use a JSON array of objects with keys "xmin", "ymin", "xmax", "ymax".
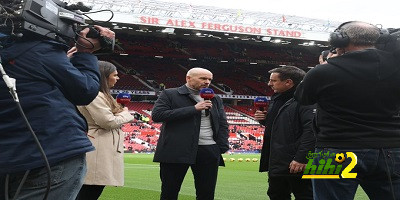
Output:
[{"xmin": 76, "ymin": 61, "xmax": 134, "ymax": 200}]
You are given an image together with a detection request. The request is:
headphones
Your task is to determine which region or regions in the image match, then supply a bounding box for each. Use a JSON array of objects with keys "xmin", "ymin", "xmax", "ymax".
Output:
[
  {"xmin": 329, "ymin": 21, "xmax": 390, "ymax": 48},
  {"xmin": 329, "ymin": 21, "xmax": 353, "ymax": 48}
]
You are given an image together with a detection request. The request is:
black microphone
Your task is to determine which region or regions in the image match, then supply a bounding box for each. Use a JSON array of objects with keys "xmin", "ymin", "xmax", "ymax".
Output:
[
  {"xmin": 199, "ymin": 88, "xmax": 215, "ymax": 116},
  {"xmin": 254, "ymin": 97, "xmax": 268, "ymax": 111}
]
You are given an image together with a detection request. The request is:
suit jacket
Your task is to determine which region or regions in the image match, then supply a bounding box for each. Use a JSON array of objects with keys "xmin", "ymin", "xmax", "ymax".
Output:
[
  {"xmin": 152, "ymin": 85, "xmax": 229, "ymax": 166},
  {"xmin": 77, "ymin": 92, "xmax": 134, "ymax": 186}
]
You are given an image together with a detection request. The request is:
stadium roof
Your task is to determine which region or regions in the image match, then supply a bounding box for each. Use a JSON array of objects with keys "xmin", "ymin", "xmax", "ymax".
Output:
[{"xmin": 68, "ymin": 0, "xmax": 341, "ymax": 41}]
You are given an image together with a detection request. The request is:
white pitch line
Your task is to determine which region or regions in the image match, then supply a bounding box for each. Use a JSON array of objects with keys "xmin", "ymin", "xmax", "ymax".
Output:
[{"xmin": 124, "ymin": 163, "xmax": 159, "ymax": 168}]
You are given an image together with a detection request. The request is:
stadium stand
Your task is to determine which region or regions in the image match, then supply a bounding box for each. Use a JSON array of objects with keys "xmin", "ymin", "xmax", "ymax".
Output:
[
  {"xmin": 120, "ymin": 101, "xmax": 266, "ymax": 152},
  {"xmin": 113, "ymin": 73, "xmax": 149, "ymax": 91},
  {"xmin": 86, "ymin": 7, "xmax": 327, "ymax": 153}
]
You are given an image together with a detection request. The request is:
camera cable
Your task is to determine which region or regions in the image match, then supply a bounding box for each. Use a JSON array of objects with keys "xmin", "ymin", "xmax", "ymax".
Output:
[{"xmin": 1, "ymin": 61, "xmax": 51, "ymax": 200}]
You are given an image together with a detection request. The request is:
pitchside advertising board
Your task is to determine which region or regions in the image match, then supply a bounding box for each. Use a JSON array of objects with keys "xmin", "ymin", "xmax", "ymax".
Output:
[{"xmin": 302, "ymin": 151, "xmax": 358, "ymax": 179}]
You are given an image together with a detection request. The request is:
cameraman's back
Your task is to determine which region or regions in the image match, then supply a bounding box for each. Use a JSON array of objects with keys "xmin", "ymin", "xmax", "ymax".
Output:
[
  {"xmin": 0, "ymin": 34, "xmax": 102, "ymax": 199},
  {"xmin": 295, "ymin": 21, "xmax": 400, "ymax": 200},
  {"xmin": 296, "ymin": 21, "xmax": 400, "ymax": 148},
  {"xmin": 311, "ymin": 48, "xmax": 400, "ymax": 148},
  {"xmin": 0, "ymin": 37, "xmax": 99, "ymax": 170}
]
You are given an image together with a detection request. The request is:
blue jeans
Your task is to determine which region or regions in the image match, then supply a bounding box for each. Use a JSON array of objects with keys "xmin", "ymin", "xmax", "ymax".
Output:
[
  {"xmin": 312, "ymin": 148, "xmax": 400, "ymax": 200},
  {"xmin": 0, "ymin": 154, "xmax": 87, "ymax": 200}
]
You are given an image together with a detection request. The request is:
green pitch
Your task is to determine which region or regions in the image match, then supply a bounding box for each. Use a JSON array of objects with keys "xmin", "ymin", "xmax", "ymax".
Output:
[{"xmin": 99, "ymin": 153, "xmax": 369, "ymax": 200}]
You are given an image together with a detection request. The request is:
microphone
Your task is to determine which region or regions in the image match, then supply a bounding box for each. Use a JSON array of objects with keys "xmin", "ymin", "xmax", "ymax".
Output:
[
  {"xmin": 116, "ymin": 92, "xmax": 131, "ymax": 107},
  {"xmin": 254, "ymin": 97, "xmax": 268, "ymax": 111},
  {"xmin": 199, "ymin": 88, "xmax": 215, "ymax": 116}
]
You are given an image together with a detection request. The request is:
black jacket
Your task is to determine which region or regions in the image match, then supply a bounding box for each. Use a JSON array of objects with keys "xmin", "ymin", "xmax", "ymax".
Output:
[
  {"xmin": 152, "ymin": 85, "xmax": 229, "ymax": 165},
  {"xmin": 259, "ymin": 89, "xmax": 293, "ymax": 172},
  {"xmin": 295, "ymin": 48, "xmax": 400, "ymax": 148},
  {"xmin": 259, "ymin": 97, "xmax": 316, "ymax": 175}
]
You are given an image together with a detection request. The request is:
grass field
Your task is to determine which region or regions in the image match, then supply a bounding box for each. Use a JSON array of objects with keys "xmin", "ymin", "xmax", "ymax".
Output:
[{"xmin": 99, "ymin": 153, "xmax": 369, "ymax": 200}]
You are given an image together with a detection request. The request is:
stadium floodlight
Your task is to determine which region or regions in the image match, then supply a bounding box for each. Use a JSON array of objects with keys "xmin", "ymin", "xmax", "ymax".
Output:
[
  {"xmin": 272, "ymin": 39, "xmax": 281, "ymax": 43},
  {"xmin": 161, "ymin": 28, "xmax": 175, "ymax": 34},
  {"xmin": 261, "ymin": 36, "xmax": 271, "ymax": 41}
]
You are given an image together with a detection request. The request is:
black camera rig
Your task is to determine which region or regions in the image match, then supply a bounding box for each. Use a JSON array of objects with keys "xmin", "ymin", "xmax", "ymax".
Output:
[
  {"xmin": 376, "ymin": 28, "xmax": 400, "ymax": 54},
  {"xmin": 0, "ymin": 0, "xmax": 114, "ymax": 52}
]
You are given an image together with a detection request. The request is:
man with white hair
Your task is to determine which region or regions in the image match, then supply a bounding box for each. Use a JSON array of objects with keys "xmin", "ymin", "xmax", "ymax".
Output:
[{"xmin": 152, "ymin": 67, "xmax": 229, "ymax": 200}]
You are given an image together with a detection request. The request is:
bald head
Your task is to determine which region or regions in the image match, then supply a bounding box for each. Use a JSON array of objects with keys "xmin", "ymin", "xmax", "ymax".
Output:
[
  {"xmin": 186, "ymin": 68, "xmax": 213, "ymax": 91},
  {"xmin": 186, "ymin": 67, "xmax": 212, "ymax": 77},
  {"xmin": 341, "ymin": 21, "xmax": 380, "ymax": 47}
]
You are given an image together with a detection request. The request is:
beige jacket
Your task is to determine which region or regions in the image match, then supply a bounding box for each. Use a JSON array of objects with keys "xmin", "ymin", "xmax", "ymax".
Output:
[{"xmin": 77, "ymin": 92, "xmax": 134, "ymax": 186}]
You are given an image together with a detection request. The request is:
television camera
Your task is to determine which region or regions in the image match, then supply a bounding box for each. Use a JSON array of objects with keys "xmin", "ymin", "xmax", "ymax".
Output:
[
  {"xmin": 376, "ymin": 28, "xmax": 400, "ymax": 54},
  {"xmin": 0, "ymin": 0, "xmax": 114, "ymax": 52}
]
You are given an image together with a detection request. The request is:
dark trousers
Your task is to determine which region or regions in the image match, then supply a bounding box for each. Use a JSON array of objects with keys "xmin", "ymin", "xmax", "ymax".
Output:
[
  {"xmin": 267, "ymin": 175, "xmax": 313, "ymax": 200},
  {"xmin": 160, "ymin": 145, "xmax": 221, "ymax": 200},
  {"xmin": 75, "ymin": 185, "xmax": 105, "ymax": 200}
]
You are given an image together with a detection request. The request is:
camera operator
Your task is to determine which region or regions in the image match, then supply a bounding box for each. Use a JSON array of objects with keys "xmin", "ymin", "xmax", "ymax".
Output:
[
  {"xmin": 0, "ymin": 25, "xmax": 115, "ymax": 199},
  {"xmin": 295, "ymin": 21, "xmax": 400, "ymax": 200}
]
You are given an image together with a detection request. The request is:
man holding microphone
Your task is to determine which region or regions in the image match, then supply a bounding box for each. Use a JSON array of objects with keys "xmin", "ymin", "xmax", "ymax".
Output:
[
  {"xmin": 152, "ymin": 67, "xmax": 229, "ymax": 200},
  {"xmin": 255, "ymin": 66, "xmax": 315, "ymax": 200}
]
